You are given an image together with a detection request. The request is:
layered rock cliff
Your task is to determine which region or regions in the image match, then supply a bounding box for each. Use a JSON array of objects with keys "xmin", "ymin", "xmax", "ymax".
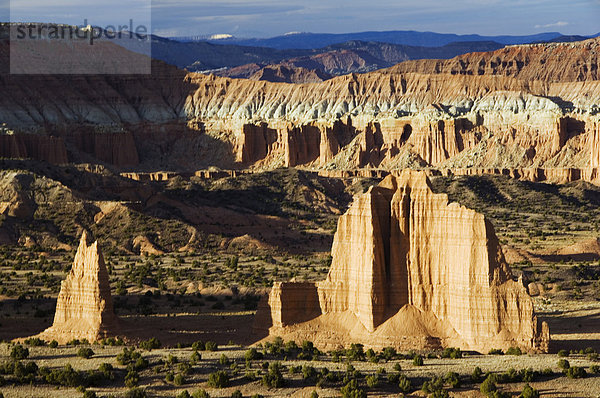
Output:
[
  {"xmin": 35, "ymin": 231, "xmax": 119, "ymax": 343},
  {"xmin": 256, "ymin": 170, "xmax": 549, "ymax": 352},
  {"xmin": 0, "ymin": 35, "xmax": 599, "ymax": 180}
]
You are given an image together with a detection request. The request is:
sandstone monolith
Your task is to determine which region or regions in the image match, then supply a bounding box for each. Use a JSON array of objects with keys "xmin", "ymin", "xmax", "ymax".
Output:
[
  {"xmin": 36, "ymin": 231, "xmax": 119, "ymax": 343},
  {"xmin": 257, "ymin": 170, "xmax": 549, "ymax": 352}
]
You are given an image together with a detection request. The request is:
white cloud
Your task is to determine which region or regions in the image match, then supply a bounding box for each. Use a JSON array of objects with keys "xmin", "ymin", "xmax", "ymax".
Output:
[{"xmin": 534, "ymin": 21, "xmax": 569, "ymax": 28}]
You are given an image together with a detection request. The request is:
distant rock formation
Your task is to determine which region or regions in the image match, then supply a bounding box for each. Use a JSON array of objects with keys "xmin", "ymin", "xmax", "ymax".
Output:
[
  {"xmin": 0, "ymin": 133, "xmax": 67, "ymax": 164},
  {"xmin": 256, "ymin": 170, "xmax": 549, "ymax": 352},
  {"xmin": 133, "ymin": 235, "xmax": 164, "ymax": 256},
  {"xmin": 248, "ymin": 64, "xmax": 332, "ymax": 83},
  {"xmin": 36, "ymin": 231, "xmax": 119, "ymax": 343}
]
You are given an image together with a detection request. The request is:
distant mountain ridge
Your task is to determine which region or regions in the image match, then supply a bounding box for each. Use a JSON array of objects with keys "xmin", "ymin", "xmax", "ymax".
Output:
[
  {"xmin": 197, "ymin": 30, "xmax": 567, "ymax": 49},
  {"xmin": 215, "ymin": 40, "xmax": 504, "ymax": 82},
  {"xmin": 150, "ymin": 35, "xmax": 505, "ymax": 79},
  {"xmin": 150, "ymin": 30, "xmax": 599, "ymax": 82}
]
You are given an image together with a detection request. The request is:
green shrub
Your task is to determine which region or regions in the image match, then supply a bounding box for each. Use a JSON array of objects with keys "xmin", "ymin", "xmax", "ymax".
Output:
[
  {"xmin": 488, "ymin": 349, "xmax": 503, "ymax": 355},
  {"xmin": 124, "ymin": 388, "xmax": 147, "ymax": 398},
  {"xmin": 262, "ymin": 362, "xmax": 285, "ymax": 388},
  {"xmin": 174, "ymin": 374, "xmax": 185, "ymax": 386},
  {"xmin": 422, "ymin": 377, "xmax": 444, "ymax": 393},
  {"xmin": 488, "ymin": 391, "xmax": 511, "ymax": 398},
  {"xmin": 24, "ymin": 338, "xmax": 45, "ymax": 347},
  {"xmin": 398, "ymin": 374, "xmax": 411, "ymax": 393},
  {"xmin": 541, "ymin": 368, "xmax": 553, "ymax": 376},
  {"xmin": 125, "ymin": 370, "xmax": 139, "ymax": 388},
  {"xmin": 77, "ymin": 348, "xmax": 94, "ymax": 359},
  {"xmin": 381, "ymin": 347, "xmax": 397, "ymax": 361},
  {"xmin": 244, "ymin": 348, "xmax": 262, "ymax": 362},
  {"xmin": 230, "ymin": 391, "xmax": 242, "ymax": 398},
  {"xmin": 591, "ymin": 364, "xmax": 600, "ymax": 373},
  {"xmin": 441, "ymin": 347, "xmax": 462, "ymax": 359},
  {"xmin": 366, "ymin": 348, "xmax": 377, "ymax": 363},
  {"xmin": 310, "ymin": 391, "xmax": 318, "ymax": 398},
  {"xmin": 176, "ymin": 391, "xmax": 191, "ymax": 398},
  {"xmin": 165, "ymin": 354, "xmax": 178, "ymax": 366},
  {"xmin": 192, "ymin": 389, "xmax": 210, "ymax": 398},
  {"xmin": 565, "ymin": 366, "xmax": 586, "ymax": 379},
  {"xmin": 191, "ymin": 341, "xmax": 205, "ymax": 351},
  {"xmin": 346, "ymin": 344, "xmax": 366, "ymax": 361},
  {"xmin": 558, "ymin": 359, "xmax": 570, "ymax": 370},
  {"xmin": 557, "ymin": 349, "xmax": 569, "ymax": 357},
  {"xmin": 44, "ymin": 364, "xmax": 81, "ymax": 387},
  {"xmin": 10, "ymin": 345, "xmax": 29, "ymax": 360},
  {"xmin": 205, "ymin": 341, "xmax": 218, "ymax": 351},
  {"xmin": 178, "ymin": 362, "xmax": 191, "ymax": 376},
  {"xmin": 98, "ymin": 363, "xmax": 114, "ymax": 380},
  {"xmin": 444, "ymin": 372, "xmax": 461, "ymax": 388},
  {"xmin": 365, "ymin": 374, "xmax": 378, "ymax": 388},
  {"xmin": 117, "ymin": 348, "xmax": 140, "ymax": 366},
  {"xmin": 49, "ymin": 340, "xmax": 58, "ymax": 348},
  {"xmin": 340, "ymin": 379, "xmax": 366, "ymax": 398},
  {"xmin": 190, "ymin": 351, "xmax": 201, "ymax": 363},
  {"xmin": 139, "ymin": 338, "xmax": 161, "ymax": 351},
  {"xmin": 83, "ymin": 390, "xmax": 97, "ymax": 398},
  {"xmin": 207, "ymin": 370, "xmax": 229, "ymax": 388},
  {"xmin": 480, "ymin": 375, "xmax": 497, "ymax": 394},
  {"xmin": 506, "ymin": 347, "xmax": 522, "ymax": 356},
  {"xmin": 471, "ymin": 366, "xmax": 483, "ymax": 383},
  {"xmin": 217, "ymin": 354, "xmax": 229, "ymax": 366},
  {"xmin": 412, "ymin": 354, "xmax": 424, "ymax": 366},
  {"xmin": 302, "ymin": 365, "xmax": 316, "ymax": 380},
  {"xmin": 519, "ymin": 383, "xmax": 540, "ymax": 398}
]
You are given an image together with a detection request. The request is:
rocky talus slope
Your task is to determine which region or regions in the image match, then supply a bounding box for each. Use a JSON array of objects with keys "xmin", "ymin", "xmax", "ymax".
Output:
[
  {"xmin": 0, "ymin": 36, "xmax": 598, "ymax": 183},
  {"xmin": 34, "ymin": 231, "xmax": 119, "ymax": 343},
  {"xmin": 255, "ymin": 170, "xmax": 550, "ymax": 352}
]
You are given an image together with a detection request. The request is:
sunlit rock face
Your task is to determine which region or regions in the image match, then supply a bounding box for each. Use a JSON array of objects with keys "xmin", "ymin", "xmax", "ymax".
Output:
[
  {"xmin": 36, "ymin": 231, "xmax": 119, "ymax": 343},
  {"xmin": 258, "ymin": 170, "xmax": 550, "ymax": 353}
]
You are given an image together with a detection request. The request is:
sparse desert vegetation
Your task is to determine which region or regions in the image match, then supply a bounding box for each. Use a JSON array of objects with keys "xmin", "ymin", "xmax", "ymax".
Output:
[
  {"xmin": 1, "ymin": 165, "xmax": 600, "ymax": 396},
  {"xmin": 0, "ymin": 338, "xmax": 599, "ymax": 397}
]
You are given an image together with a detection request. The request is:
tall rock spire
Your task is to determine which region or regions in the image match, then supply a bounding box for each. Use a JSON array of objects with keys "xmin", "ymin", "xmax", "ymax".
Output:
[{"xmin": 36, "ymin": 231, "xmax": 119, "ymax": 343}]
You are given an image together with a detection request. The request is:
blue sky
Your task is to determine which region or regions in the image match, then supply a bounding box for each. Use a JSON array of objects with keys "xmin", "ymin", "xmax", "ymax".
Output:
[{"xmin": 4, "ymin": 0, "xmax": 600, "ymax": 38}]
